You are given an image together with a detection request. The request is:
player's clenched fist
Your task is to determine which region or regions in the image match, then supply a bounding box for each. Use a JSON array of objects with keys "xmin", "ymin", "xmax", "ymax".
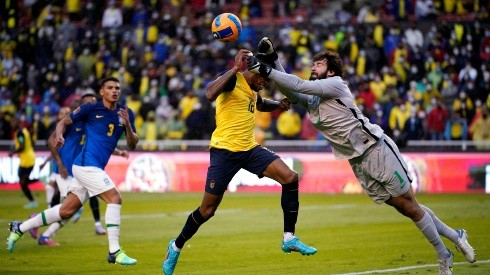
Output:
[{"xmin": 50, "ymin": 134, "xmax": 65, "ymax": 149}]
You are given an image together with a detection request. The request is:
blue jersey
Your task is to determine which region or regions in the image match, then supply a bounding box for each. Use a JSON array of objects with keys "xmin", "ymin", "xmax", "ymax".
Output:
[
  {"xmin": 58, "ymin": 120, "xmax": 85, "ymax": 176},
  {"xmin": 71, "ymin": 101, "xmax": 135, "ymax": 169}
]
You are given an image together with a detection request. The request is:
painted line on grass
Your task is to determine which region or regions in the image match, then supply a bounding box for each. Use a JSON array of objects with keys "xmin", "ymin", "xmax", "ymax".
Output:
[
  {"xmin": 332, "ymin": 259, "xmax": 490, "ymax": 275},
  {"xmin": 0, "ymin": 204, "xmax": 359, "ymax": 223}
]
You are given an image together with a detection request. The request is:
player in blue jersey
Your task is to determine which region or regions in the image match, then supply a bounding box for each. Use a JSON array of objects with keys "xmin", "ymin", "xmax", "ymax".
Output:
[
  {"xmin": 34, "ymin": 91, "xmax": 129, "ymax": 246},
  {"xmin": 7, "ymin": 77, "xmax": 139, "ymax": 266}
]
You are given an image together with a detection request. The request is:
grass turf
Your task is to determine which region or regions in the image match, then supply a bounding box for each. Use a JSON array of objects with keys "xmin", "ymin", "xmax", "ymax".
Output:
[{"xmin": 0, "ymin": 190, "xmax": 489, "ymax": 274}]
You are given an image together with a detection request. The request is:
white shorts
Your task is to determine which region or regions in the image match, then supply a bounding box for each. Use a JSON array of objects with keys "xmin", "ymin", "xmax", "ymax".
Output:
[
  {"xmin": 69, "ymin": 165, "xmax": 116, "ymax": 203},
  {"xmin": 55, "ymin": 174, "xmax": 73, "ymax": 198}
]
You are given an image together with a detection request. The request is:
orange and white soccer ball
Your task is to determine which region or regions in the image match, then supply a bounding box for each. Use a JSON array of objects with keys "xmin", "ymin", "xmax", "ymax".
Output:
[{"xmin": 211, "ymin": 13, "xmax": 242, "ymax": 42}]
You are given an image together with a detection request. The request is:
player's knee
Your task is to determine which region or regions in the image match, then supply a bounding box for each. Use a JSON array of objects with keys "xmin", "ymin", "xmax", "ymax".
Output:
[{"xmin": 283, "ymin": 170, "xmax": 298, "ymax": 185}]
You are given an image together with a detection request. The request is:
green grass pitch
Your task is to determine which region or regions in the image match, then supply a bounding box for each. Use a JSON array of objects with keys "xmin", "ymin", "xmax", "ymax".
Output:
[{"xmin": 1, "ymin": 190, "xmax": 489, "ymax": 274}]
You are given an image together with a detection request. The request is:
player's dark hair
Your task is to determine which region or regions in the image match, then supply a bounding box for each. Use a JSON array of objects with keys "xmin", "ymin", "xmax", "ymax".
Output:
[
  {"xmin": 100, "ymin": 76, "xmax": 119, "ymax": 88},
  {"xmin": 313, "ymin": 50, "xmax": 344, "ymax": 77}
]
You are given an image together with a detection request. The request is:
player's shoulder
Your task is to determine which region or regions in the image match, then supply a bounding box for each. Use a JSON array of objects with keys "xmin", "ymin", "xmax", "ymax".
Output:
[
  {"xmin": 218, "ymin": 71, "xmax": 237, "ymax": 92},
  {"xmin": 325, "ymin": 76, "xmax": 350, "ymax": 90},
  {"xmin": 74, "ymin": 101, "xmax": 99, "ymax": 114}
]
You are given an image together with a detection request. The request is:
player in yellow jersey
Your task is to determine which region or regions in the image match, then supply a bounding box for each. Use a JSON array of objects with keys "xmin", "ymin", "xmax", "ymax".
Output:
[
  {"xmin": 162, "ymin": 49, "xmax": 317, "ymax": 275},
  {"xmin": 9, "ymin": 118, "xmax": 38, "ymax": 209}
]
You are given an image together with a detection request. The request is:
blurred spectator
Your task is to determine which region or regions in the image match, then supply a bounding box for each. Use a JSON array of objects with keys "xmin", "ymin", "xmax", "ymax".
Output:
[
  {"xmin": 383, "ymin": 0, "xmax": 412, "ymax": 20},
  {"xmin": 78, "ymin": 48, "xmax": 97, "ymax": 79},
  {"xmin": 140, "ymin": 111, "xmax": 158, "ymax": 151},
  {"xmin": 239, "ymin": 0, "xmax": 263, "ymax": 19},
  {"xmin": 403, "ymin": 107, "xmax": 425, "ymax": 140},
  {"xmin": 370, "ymin": 106, "xmax": 389, "ymax": 132},
  {"xmin": 155, "ymin": 96, "xmax": 174, "ymax": 122},
  {"xmin": 274, "ymin": 0, "xmax": 299, "ymax": 17},
  {"xmin": 237, "ymin": 18, "xmax": 259, "ymax": 46},
  {"xmin": 357, "ymin": 80, "xmax": 376, "ymax": 115},
  {"xmin": 35, "ymin": 89, "xmax": 60, "ymax": 117},
  {"xmin": 388, "ymin": 100, "xmax": 411, "ymax": 135},
  {"xmin": 30, "ymin": 112, "xmax": 49, "ymax": 143},
  {"xmin": 185, "ymin": 101, "xmax": 208, "ymax": 140},
  {"xmin": 163, "ymin": 111, "xmax": 186, "ymax": 140},
  {"xmin": 66, "ymin": 0, "xmax": 82, "ymax": 21},
  {"xmin": 276, "ymin": 109, "xmax": 301, "ymax": 140},
  {"xmin": 415, "ymin": 0, "xmax": 437, "ymax": 20},
  {"xmin": 179, "ymin": 90, "xmax": 199, "ymax": 121},
  {"xmin": 0, "ymin": 111, "xmax": 13, "ymax": 140},
  {"xmin": 101, "ymin": 1, "xmax": 123, "ymax": 29},
  {"xmin": 427, "ymin": 98, "xmax": 449, "ymax": 140},
  {"xmin": 469, "ymin": 108, "xmax": 490, "ymax": 150},
  {"xmin": 126, "ymin": 93, "xmax": 142, "ymax": 117},
  {"xmin": 445, "ymin": 111, "xmax": 468, "ymax": 140},
  {"xmin": 146, "ymin": 13, "xmax": 160, "ymax": 45},
  {"xmin": 369, "ymin": 73, "xmax": 387, "ymax": 101},
  {"xmin": 458, "ymin": 61, "xmax": 478, "ymax": 88},
  {"xmin": 452, "ymin": 91, "xmax": 475, "ymax": 123},
  {"xmin": 357, "ymin": 4, "xmax": 380, "ymax": 23},
  {"xmin": 404, "ymin": 22, "xmax": 424, "ymax": 51}
]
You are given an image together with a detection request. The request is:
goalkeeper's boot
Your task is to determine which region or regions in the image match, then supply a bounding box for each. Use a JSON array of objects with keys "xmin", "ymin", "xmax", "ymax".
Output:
[
  {"xmin": 162, "ymin": 239, "xmax": 180, "ymax": 275},
  {"xmin": 28, "ymin": 213, "xmax": 38, "ymax": 239},
  {"xmin": 438, "ymin": 248, "xmax": 453, "ymax": 275},
  {"xmin": 282, "ymin": 236, "xmax": 317, "ymax": 255},
  {"xmin": 455, "ymin": 229, "xmax": 476, "ymax": 263},
  {"xmin": 107, "ymin": 249, "xmax": 137, "ymax": 265},
  {"xmin": 7, "ymin": 221, "xmax": 23, "ymax": 252}
]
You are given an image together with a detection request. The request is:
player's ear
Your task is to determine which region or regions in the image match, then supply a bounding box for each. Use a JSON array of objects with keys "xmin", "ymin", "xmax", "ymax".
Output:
[{"xmin": 327, "ymin": 70, "xmax": 335, "ymax": 77}]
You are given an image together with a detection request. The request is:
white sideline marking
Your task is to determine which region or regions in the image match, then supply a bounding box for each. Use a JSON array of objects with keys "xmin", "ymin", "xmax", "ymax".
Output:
[{"xmin": 332, "ymin": 259, "xmax": 490, "ymax": 275}]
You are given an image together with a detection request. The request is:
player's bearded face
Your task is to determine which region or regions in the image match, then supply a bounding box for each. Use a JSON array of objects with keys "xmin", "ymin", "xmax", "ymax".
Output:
[
  {"xmin": 309, "ymin": 59, "xmax": 328, "ymax": 80},
  {"xmin": 309, "ymin": 71, "xmax": 328, "ymax": 80}
]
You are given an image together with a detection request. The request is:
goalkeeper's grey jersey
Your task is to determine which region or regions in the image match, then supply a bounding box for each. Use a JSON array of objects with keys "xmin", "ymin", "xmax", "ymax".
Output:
[{"xmin": 269, "ymin": 70, "xmax": 384, "ymax": 160}]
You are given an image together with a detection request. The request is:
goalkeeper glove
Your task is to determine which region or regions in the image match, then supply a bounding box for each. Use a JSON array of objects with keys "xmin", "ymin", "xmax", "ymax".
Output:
[
  {"xmin": 256, "ymin": 37, "xmax": 278, "ymax": 67},
  {"xmin": 247, "ymin": 56, "xmax": 272, "ymax": 78}
]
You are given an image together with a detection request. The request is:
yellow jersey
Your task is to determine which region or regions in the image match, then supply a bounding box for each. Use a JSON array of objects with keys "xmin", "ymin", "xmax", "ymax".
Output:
[
  {"xmin": 14, "ymin": 127, "xmax": 36, "ymax": 168},
  {"xmin": 210, "ymin": 72, "xmax": 258, "ymax": 152}
]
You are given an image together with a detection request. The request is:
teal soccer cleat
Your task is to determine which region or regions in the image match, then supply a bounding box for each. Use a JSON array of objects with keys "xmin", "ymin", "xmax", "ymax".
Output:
[
  {"xmin": 282, "ymin": 236, "xmax": 317, "ymax": 255},
  {"xmin": 162, "ymin": 239, "xmax": 180, "ymax": 275},
  {"xmin": 107, "ymin": 249, "xmax": 137, "ymax": 265},
  {"xmin": 7, "ymin": 221, "xmax": 23, "ymax": 252}
]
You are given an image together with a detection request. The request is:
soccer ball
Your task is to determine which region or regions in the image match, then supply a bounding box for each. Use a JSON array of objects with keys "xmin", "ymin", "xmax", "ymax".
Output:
[{"xmin": 211, "ymin": 13, "xmax": 242, "ymax": 42}]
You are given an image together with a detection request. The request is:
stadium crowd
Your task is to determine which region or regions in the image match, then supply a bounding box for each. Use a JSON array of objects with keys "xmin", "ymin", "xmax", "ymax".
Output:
[{"xmin": 0, "ymin": 0, "xmax": 489, "ymax": 149}]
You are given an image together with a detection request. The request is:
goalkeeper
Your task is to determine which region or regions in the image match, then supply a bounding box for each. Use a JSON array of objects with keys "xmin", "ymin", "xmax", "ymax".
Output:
[{"xmin": 247, "ymin": 37, "xmax": 476, "ymax": 275}]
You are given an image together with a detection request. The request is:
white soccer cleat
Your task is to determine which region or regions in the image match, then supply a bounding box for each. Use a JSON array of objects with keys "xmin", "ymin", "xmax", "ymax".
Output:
[
  {"xmin": 438, "ymin": 249, "xmax": 453, "ymax": 275},
  {"xmin": 455, "ymin": 229, "xmax": 476, "ymax": 263}
]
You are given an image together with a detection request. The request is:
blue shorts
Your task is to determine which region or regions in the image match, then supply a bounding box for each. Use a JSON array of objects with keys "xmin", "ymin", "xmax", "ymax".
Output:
[{"xmin": 205, "ymin": 146, "xmax": 280, "ymax": 195}]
